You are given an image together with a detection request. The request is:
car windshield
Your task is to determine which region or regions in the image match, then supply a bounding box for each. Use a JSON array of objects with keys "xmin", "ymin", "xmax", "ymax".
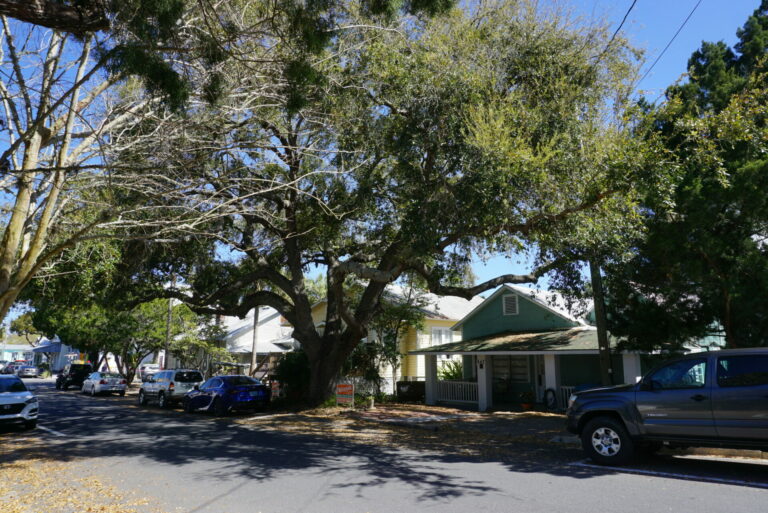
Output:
[
  {"xmin": 0, "ymin": 379, "xmax": 27, "ymax": 393},
  {"xmin": 224, "ymin": 376, "xmax": 259, "ymax": 386},
  {"xmin": 175, "ymin": 372, "xmax": 203, "ymax": 383}
]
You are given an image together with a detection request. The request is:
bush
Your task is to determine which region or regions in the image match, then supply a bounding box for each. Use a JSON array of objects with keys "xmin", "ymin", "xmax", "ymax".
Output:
[
  {"xmin": 438, "ymin": 359, "xmax": 464, "ymax": 381},
  {"xmin": 274, "ymin": 351, "xmax": 310, "ymax": 401}
]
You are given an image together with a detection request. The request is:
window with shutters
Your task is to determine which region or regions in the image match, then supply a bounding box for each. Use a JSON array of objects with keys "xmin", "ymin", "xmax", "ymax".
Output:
[{"xmin": 502, "ymin": 294, "xmax": 519, "ymax": 315}]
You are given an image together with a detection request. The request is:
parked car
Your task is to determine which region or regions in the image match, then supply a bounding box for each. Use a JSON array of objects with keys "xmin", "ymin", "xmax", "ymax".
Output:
[
  {"xmin": 138, "ymin": 363, "xmax": 161, "ymax": 382},
  {"xmin": 567, "ymin": 348, "xmax": 768, "ymax": 465},
  {"xmin": 0, "ymin": 375, "xmax": 38, "ymax": 429},
  {"xmin": 0, "ymin": 363, "xmax": 18, "ymax": 375},
  {"xmin": 0, "ymin": 361, "xmax": 8, "ymax": 372},
  {"xmin": 182, "ymin": 375, "xmax": 271, "ymax": 416},
  {"xmin": 81, "ymin": 372, "xmax": 127, "ymax": 396},
  {"xmin": 55, "ymin": 363, "xmax": 94, "ymax": 390},
  {"xmin": 16, "ymin": 365, "xmax": 39, "ymax": 378},
  {"xmin": 138, "ymin": 369, "xmax": 204, "ymax": 408}
]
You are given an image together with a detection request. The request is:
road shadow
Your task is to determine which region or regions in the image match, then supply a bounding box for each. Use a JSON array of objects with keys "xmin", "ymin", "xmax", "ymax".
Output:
[{"xmin": 6, "ymin": 387, "xmax": 768, "ymax": 503}]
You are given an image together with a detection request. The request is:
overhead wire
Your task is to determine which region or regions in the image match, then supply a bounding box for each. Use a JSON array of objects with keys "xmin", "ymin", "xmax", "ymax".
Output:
[{"xmin": 637, "ymin": 0, "xmax": 705, "ymax": 87}]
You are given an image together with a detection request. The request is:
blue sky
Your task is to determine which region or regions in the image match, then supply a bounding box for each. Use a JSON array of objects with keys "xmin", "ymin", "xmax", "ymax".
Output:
[{"xmin": 473, "ymin": 0, "xmax": 761, "ymax": 287}]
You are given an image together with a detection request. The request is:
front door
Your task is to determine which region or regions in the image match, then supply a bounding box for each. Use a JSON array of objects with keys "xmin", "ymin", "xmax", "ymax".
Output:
[
  {"xmin": 712, "ymin": 354, "xmax": 768, "ymax": 440},
  {"xmin": 635, "ymin": 357, "xmax": 716, "ymax": 438}
]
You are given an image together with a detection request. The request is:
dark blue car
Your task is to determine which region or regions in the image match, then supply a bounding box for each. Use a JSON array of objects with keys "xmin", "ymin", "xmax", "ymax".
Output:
[{"xmin": 182, "ymin": 375, "xmax": 270, "ymax": 416}]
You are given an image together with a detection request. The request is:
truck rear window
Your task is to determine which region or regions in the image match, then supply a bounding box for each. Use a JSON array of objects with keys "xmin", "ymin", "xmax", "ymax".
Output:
[{"xmin": 175, "ymin": 372, "xmax": 203, "ymax": 383}]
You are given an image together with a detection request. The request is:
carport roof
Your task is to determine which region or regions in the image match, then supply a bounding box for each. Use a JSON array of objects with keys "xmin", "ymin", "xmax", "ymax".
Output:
[{"xmin": 409, "ymin": 327, "xmax": 620, "ymax": 355}]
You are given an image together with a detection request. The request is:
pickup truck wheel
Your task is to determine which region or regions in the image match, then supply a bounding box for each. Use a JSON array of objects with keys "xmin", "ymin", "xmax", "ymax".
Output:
[{"xmin": 582, "ymin": 416, "xmax": 635, "ymax": 466}]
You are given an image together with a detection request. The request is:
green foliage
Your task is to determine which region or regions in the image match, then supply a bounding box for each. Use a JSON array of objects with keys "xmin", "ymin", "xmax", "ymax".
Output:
[
  {"xmin": 606, "ymin": 3, "xmax": 768, "ymax": 350},
  {"xmin": 437, "ymin": 359, "xmax": 463, "ymax": 381},
  {"xmin": 274, "ymin": 351, "xmax": 311, "ymax": 400}
]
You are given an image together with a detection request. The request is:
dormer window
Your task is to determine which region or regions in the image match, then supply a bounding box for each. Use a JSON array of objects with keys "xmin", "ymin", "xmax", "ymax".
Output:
[{"xmin": 503, "ymin": 294, "xmax": 519, "ymax": 315}]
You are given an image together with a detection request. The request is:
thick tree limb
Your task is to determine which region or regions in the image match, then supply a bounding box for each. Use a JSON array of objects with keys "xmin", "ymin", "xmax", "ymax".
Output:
[
  {"xmin": 408, "ymin": 260, "xmax": 564, "ymax": 300},
  {"xmin": 0, "ymin": 1, "xmax": 109, "ymax": 34}
]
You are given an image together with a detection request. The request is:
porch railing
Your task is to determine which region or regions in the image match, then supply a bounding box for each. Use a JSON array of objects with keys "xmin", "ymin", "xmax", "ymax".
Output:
[
  {"xmin": 559, "ymin": 386, "xmax": 575, "ymax": 409},
  {"xmin": 437, "ymin": 380, "xmax": 478, "ymax": 403}
]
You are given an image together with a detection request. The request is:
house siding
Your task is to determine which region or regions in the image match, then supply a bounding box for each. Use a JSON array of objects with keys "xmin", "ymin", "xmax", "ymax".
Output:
[
  {"xmin": 400, "ymin": 319, "xmax": 460, "ymax": 380},
  {"xmin": 461, "ymin": 291, "xmax": 579, "ymax": 340},
  {"xmin": 558, "ymin": 354, "xmax": 625, "ymax": 387}
]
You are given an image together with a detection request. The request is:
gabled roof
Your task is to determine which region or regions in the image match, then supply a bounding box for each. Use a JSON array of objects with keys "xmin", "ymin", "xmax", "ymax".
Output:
[
  {"xmin": 451, "ymin": 284, "xmax": 589, "ymax": 330},
  {"xmin": 384, "ymin": 285, "xmax": 485, "ymax": 321},
  {"xmin": 221, "ymin": 307, "xmax": 296, "ymax": 354},
  {"xmin": 307, "ymin": 285, "xmax": 484, "ymax": 324}
]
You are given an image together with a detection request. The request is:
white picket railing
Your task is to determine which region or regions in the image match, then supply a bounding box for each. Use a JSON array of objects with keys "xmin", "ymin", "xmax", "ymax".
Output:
[
  {"xmin": 559, "ymin": 386, "xmax": 575, "ymax": 409},
  {"xmin": 437, "ymin": 380, "xmax": 478, "ymax": 404}
]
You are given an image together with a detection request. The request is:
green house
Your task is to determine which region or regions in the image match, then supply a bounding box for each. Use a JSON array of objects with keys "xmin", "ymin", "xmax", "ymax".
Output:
[{"xmin": 411, "ymin": 285, "xmax": 644, "ymax": 411}]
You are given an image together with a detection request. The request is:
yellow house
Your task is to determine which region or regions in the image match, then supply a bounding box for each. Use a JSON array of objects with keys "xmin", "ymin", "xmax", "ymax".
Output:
[{"xmin": 301, "ymin": 290, "xmax": 484, "ymax": 392}]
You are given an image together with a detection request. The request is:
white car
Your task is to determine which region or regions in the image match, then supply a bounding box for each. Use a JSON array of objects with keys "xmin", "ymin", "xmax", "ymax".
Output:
[
  {"xmin": 81, "ymin": 372, "xmax": 127, "ymax": 397},
  {"xmin": 0, "ymin": 375, "xmax": 38, "ymax": 429}
]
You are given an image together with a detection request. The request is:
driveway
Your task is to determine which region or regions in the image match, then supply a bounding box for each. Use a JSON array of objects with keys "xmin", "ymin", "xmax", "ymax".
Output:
[{"xmin": 2, "ymin": 380, "xmax": 768, "ymax": 513}]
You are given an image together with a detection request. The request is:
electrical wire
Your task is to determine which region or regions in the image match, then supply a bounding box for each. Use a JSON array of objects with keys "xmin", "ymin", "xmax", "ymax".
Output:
[
  {"xmin": 637, "ymin": 0, "xmax": 705, "ymax": 86},
  {"xmin": 594, "ymin": 0, "xmax": 638, "ymax": 64}
]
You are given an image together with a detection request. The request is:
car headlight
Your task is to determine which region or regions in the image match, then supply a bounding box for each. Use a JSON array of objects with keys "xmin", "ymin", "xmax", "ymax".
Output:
[
  {"xmin": 25, "ymin": 396, "xmax": 38, "ymax": 404},
  {"xmin": 567, "ymin": 394, "xmax": 577, "ymax": 409}
]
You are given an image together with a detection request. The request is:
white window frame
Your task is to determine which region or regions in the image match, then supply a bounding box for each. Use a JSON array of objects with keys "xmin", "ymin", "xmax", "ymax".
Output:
[
  {"xmin": 502, "ymin": 294, "xmax": 519, "ymax": 316},
  {"xmin": 431, "ymin": 327, "xmax": 453, "ymax": 347}
]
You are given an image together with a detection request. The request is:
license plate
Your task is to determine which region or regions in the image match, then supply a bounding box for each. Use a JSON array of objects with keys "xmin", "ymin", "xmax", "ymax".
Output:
[{"xmin": 249, "ymin": 391, "xmax": 263, "ymax": 397}]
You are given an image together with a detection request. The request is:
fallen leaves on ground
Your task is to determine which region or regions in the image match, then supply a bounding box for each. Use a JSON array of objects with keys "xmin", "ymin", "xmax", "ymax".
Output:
[
  {"xmin": 0, "ymin": 436, "xmax": 163, "ymax": 513},
  {"xmin": 236, "ymin": 404, "xmax": 580, "ymax": 463}
]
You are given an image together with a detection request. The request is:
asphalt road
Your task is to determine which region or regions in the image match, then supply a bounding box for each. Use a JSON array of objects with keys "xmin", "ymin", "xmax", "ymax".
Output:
[{"xmin": 6, "ymin": 378, "xmax": 768, "ymax": 513}]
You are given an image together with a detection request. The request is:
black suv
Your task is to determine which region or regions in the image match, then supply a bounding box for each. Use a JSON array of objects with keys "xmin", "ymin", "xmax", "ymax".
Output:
[
  {"xmin": 55, "ymin": 363, "xmax": 93, "ymax": 391},
  {"xmin": 567, "ymin": 348, "xmax": 768, "ymax": 465}
]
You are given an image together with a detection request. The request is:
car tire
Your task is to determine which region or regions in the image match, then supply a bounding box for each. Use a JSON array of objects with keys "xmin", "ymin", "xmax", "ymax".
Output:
[
  {"xmin": 24, "ymin": 420, "xmax": 37, "ymax": 430},
  {"xmin": 183, "ymin": 398, "xmax": 193, "ymax": 414},
  {"xmin": 118, "ymin": 390, "xmax": 125, "ymax": 397},
  {"xmin": 138, "ymin": 390, "xmax": 147, "ymax": 406},
  {"xmin": 91, "ymin": 386, "xmax": 97, "ymax": 397},
  {"xmin": 158, "ymin": 392, "xmax": 168, "ymax": 409},
  {"xmin": 581, "ymin": 416, "xmax": 635, "ymax": 466},
  {"xmin": 62, "ymin": 382, "xmax": 69, "ymax": 391},
  {"xmin": 213, "ymin": 397, "xmax": 228, "ymax": 417},
  {"xmin": 55, "ymin": 381, "xmax": 61, "ymax": 390}
]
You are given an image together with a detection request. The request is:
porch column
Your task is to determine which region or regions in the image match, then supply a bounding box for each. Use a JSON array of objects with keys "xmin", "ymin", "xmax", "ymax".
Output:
[
  {"xmin": 425, "ymin": 354, "xmax": 438, "ymax": 405},
  {"xmin": 477, "ymin": 355, "xmax": 492, "ymax": 412},
  {"xmin": 622, "ymin": 353, "xmax": 642, "ymax": 384},
  {"xmin": 544, "ymin": 354, "xmax": 557, "ymax": 392}
]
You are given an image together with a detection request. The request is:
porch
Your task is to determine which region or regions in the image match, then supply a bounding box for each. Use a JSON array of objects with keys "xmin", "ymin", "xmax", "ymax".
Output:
[{"xmin": 413, "ymin": 327, "xmax": 644, "ymax": 411}]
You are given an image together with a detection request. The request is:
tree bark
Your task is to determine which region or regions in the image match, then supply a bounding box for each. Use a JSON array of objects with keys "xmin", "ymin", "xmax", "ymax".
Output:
[
  {"xmin": 590, "ymin": 259, "xmax": 613, "ymax": 386},
  {"xmin": 0, "ymin": 1, "xmax": 109, "ymax": 34}
]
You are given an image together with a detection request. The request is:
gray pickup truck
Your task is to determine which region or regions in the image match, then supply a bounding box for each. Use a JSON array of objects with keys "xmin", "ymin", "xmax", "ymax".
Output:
[{"xmin": 567, "ymin": 348, "xmax": 768, "ymax": 465}]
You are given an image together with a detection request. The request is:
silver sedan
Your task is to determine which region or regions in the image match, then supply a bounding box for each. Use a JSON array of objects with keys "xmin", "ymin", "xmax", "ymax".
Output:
[{"xmin": 81, "ymin": 372, "xmax": 127, "ymax": 396}]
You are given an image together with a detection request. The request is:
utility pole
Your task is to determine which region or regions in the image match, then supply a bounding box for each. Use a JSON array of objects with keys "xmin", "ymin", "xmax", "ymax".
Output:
[
  {"xmin": 249, "ymin": 307, "xmax": 260, "ymax": 377},
  {"xmin": 589, "ymin": 258, "xmax": 613, "ymax": 386},
  {"xmin": 163, "ymin": 273, "xmax": 176, "ymax": 370}
]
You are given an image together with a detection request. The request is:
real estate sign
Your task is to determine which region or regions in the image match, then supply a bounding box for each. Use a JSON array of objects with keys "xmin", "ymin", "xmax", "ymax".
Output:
[{"xmin": 336, "ymin": 383, "xmax": 354, "ymax": 406}]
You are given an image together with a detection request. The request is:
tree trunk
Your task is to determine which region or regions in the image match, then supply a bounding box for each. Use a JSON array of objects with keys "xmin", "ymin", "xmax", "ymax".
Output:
[
  {"xmin": 249, "ymin": 307, "xmax": 260, "ymax": 376},
  {"xmin": 303, "ymin": 332, "xmax": 363, "ymax": 406},
  {"xmin": 590, "ymin": 259, "xmax": 613, "ymax": 386}
]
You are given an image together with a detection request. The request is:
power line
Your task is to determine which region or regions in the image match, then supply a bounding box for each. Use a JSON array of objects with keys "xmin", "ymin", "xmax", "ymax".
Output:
[
  {"xmin": 594, "ymin": 0, "xmax": 638, "ymax": 64},
  {"xmin": 637, "ymin": 0, "xmax": 705, "ymax": 86}
]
